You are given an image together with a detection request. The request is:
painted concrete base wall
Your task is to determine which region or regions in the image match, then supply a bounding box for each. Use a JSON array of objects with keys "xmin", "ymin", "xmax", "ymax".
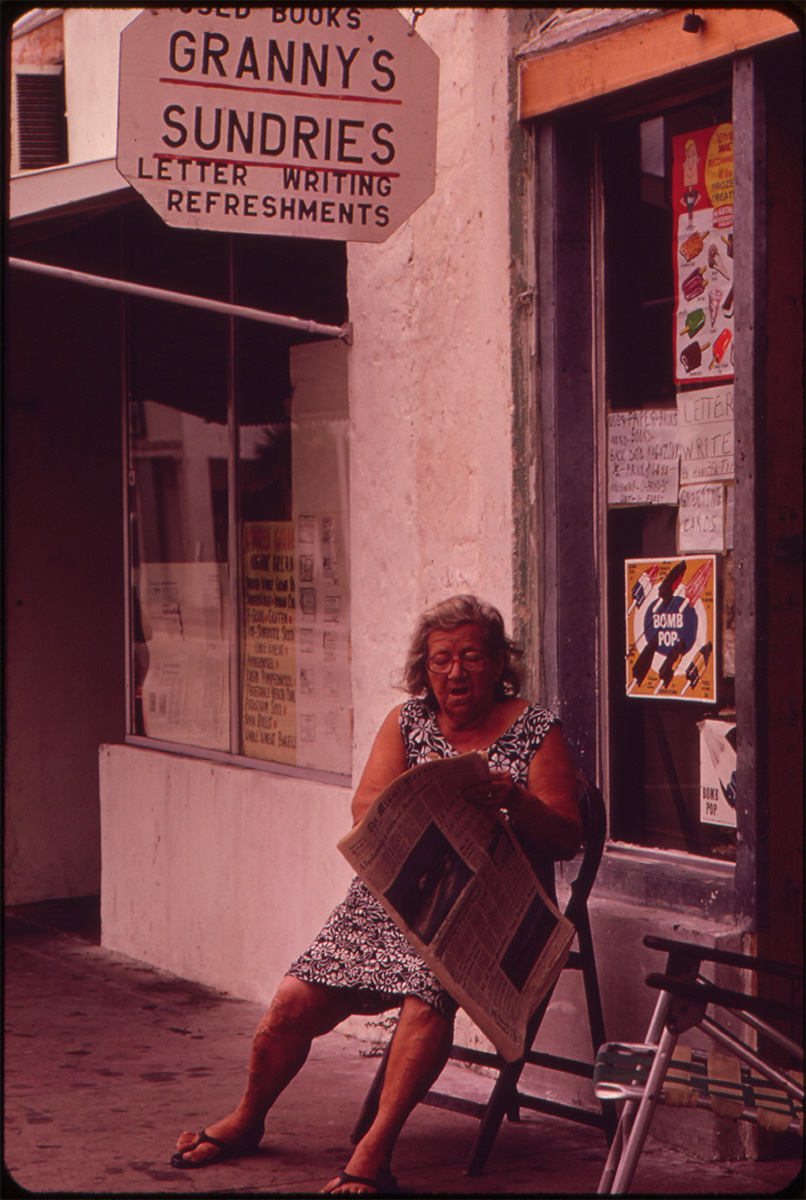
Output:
[{"xmin": 100, "ymin": 745, "xmax": 356, "ymax": 1001}]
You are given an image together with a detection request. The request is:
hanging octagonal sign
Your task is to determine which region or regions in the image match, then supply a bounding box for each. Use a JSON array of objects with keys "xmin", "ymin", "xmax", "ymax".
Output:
[{"xmin": 116, "ymin": 7, "xmax": 439, "ymax": 242}]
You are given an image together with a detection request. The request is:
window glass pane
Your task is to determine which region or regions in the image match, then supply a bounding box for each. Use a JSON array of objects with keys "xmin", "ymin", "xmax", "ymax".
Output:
[
  {"xmin": 125, "ymin": 224, "xmax": 350, "ymax": 776},
  {"xmin": 239, "ymin": 334, "xmax": 351, "ymax": 775},
  {"xmin": 602, "ymin": 93, "xmax": 736, "ymax": 860},
  {"xmin": 128, "ymin": 299, "xmax": 231, "ymax": 751}
]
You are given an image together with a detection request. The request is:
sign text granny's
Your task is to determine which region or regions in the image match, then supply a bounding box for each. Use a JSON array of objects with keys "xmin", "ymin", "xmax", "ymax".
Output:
[{"xmin": 117, "ymin": 7, "xmax": 439, "ymax": 242}]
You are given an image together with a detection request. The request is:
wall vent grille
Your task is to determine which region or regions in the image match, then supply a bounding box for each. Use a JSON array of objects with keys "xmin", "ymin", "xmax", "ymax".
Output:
[{"xmin": 15, "ymin": 71, "xmax": 68, "ymax": 171}]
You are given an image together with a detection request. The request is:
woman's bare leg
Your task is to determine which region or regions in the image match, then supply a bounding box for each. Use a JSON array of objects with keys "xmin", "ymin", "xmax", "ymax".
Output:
[
  {"xmin": 175, "ymin": 975, "xmax": 356, "ymax": 1166},
  {"xmin": 322, "ymin": 996, "xmax": 454, "ymax": 1195}
]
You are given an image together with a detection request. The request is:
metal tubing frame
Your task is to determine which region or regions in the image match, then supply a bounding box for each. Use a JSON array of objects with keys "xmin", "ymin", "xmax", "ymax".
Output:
[
  {"xmin": 736, "ymin": 1008, "xmax": 804, "ymax": 1062},
  {"xmin": 608, "ymin": 1024, "xmax": 681, "ymax": 1196},
  {"xmin": 597, "ymin": 996, "xmax": 803, "ymax": 1195},
  {"xmin": 597, "ymin": 987, "xmax": 674, "ymax": 1195},
  {"xmin": 8, "ymin": 256, "xmax": 353, "ymax": 342},
  {"xmin": 699, "ymin": 1014, "xmax": 805, "ymax": 1100}
]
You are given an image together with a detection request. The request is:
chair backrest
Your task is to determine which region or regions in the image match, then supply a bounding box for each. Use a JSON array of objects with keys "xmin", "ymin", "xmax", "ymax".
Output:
[{"xmin": 562, "ymin": 773, "xmax": 607, "ymax": 931}]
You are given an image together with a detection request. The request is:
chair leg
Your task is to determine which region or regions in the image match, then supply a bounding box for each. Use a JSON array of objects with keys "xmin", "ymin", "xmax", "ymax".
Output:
[
  {"xmin": 575, "ymin": 916, "xmax": 607, "ymax": 1050},
  {"xmin": 576, "ymin": 916, "xmax": 619, "ymax": 1142},
  {"xmin": 463, "ymin": 1057, "xmax": 526, "ymax": 1176}
]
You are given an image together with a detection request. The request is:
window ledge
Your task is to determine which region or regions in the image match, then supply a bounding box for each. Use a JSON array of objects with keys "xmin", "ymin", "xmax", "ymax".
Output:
[
  {"xmin": 124, "ymin": 734, "xmax": 352, "ymax": 789},
  {"xmin": 593, "ymin": 840, "xmax": 739, "ymax": 924}
]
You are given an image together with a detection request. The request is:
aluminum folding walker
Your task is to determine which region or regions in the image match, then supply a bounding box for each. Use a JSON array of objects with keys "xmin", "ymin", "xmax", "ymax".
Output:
[{"xmin": 595, "ymin": 934, "xmax": 804, "ymax": 1195}]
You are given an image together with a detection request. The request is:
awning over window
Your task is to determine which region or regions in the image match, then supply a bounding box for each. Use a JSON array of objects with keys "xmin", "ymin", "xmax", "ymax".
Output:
[
  {"xmin": 9, "ymin": 156, "xmax": 132, "ymax": 226},
  {"xmin": 518, "ymin": 6, "xmax": 800, "ymax": 120}
]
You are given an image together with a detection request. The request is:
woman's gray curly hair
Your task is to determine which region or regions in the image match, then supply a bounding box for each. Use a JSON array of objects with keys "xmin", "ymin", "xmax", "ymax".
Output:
[{"xmin": 401, "ymin": 595, "xmax": 523, "ymax": 707}]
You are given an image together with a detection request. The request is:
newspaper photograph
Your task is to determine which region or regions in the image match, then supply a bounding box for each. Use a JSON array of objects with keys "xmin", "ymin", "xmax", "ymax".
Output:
[{"xmin": 337, "ymin": 753, "xmax": 575, "ymax": 1062}]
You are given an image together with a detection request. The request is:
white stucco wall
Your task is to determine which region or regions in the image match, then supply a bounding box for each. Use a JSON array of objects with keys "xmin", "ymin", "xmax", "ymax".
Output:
[
  {"xmin": 100, "ymin": 9, "xmax": 521, "ymax": 1033},
  {"xmin": 63, "ymin": 8, "xmax": 141, "ymax": 164},
  {"xmin": 348, "ymin": 8, "xmax": 519, "ymax": 759}
]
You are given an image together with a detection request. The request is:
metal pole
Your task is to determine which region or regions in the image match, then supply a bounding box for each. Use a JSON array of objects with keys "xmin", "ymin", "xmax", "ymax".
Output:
[
  {"xmin": 8, "ymin": 256, "xmax": 353, "ymax": 343},
  {"xmin": 609, "ymin": 1024, "xmax": 680, "ymax": 1196},
  {"xmin": 597, "ymin": 988, "xmax": 674, "ymax": 1195},
  {"xmin": 226, "ymin": 236, "xmax": 241, "ymax": 756}
]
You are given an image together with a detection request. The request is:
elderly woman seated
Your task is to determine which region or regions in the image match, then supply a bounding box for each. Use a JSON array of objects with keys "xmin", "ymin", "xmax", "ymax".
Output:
[{"xmin": 173, "ymin": 594, "xmax": 582, "ymax": 1195}]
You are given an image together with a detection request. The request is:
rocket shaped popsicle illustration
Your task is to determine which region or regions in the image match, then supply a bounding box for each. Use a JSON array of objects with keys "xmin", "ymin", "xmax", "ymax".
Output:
[
  {"xmin": 680, "ymin": 641, "xmax": 713, "ymax": 695},
  {"xmin": 659, "ymin": 560, "xmax": 688, "ymax": 602},
  {"xmin": 628, "ymin": 633, "xmax": 659, "ymax": 693},
  {"xmin": 628, "ymin": 563, "xmax": 660, "ymax": 614},
  {"xmin": 654, "ymin": 642, "xmax": 688, "ymax": 693},
  {"xmin": 682, "ymin": 559, "xmax": 713, "ymax": 607}
]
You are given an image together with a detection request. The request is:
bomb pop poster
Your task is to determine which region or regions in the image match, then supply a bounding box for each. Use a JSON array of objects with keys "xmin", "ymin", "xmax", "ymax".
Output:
[
  {"xmin": 673, "ymin": 124, "xmax": 734, "ymax": 385},
  {"xmin": 625, "ymin": 555, "xmax": 717, "ymax": 701},
  {"xmin": 698, "ymin": 719, "xmax": 737, "ymax": 828}
]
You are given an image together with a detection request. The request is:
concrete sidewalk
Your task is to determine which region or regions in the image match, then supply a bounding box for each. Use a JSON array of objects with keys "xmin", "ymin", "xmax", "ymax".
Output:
[{"xmin": 4, "ymin": 905, "xmax": 802, "ymax": 1198}]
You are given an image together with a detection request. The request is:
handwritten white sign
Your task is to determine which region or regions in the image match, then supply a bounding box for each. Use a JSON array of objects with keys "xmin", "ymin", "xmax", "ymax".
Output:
[
  {"xmin": 678, "ymin": 482, "xmax": 725, "ymax": 553},
  {"xmin": 677, "ymin": 386, "xmax": 734, "ymax": 484},
  {"xmin": 607, "ymin": 409, "xmax": 679, "ymax": 506}
]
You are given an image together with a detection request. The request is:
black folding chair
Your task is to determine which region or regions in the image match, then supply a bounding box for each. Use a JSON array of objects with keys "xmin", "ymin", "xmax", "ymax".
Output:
[
  {"xmin": 594, "ymin": 935, "xmax": 804, "ymax": 1195},
  {"xmin": 351, "ymin": 774, "xmax": 617, "ymax": 1175}
]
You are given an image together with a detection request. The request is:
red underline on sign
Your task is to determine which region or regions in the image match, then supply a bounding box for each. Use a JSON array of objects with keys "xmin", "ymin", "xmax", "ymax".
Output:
[
  {"xmin": 153, "ymin": 153, "xmax": 401, "ymax": 180},
  {"xmin": 158, "ymin": 77, "xmax": 402, "ymax": 105}
]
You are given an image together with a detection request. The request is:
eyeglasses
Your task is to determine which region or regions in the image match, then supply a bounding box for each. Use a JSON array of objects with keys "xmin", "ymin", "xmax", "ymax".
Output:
[{"xmin": 426, "ymin": 651, "xmax": 489, "ymax": 674}]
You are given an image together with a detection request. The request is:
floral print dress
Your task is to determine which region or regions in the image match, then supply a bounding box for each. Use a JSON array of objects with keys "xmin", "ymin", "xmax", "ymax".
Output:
[{"xmin": 287, "ymin": 698, "xmax": 559, "ymax": 1016}]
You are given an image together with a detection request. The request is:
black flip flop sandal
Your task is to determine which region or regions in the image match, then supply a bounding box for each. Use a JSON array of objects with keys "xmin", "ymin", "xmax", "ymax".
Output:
[{"xmin": 170, "ymin": 1128, "xmax": 259, "ymax": 1169}]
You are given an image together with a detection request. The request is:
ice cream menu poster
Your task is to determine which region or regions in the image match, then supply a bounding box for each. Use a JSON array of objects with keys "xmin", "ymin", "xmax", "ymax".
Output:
[
  {"xmin": 673, "ymin": 124, "xmax": 734, "ymax": 385},
  {"xmin": 625, "ymin": 555, "xmax": 717, "ymax": 701}
]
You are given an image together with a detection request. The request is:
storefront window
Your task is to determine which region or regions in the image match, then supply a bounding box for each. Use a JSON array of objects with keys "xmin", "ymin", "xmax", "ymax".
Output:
[
  {"xmin": 601, "ymin": 92, "xmax": 737, "ymax": 859},
  {"xmin": 127, "ymin": 227, "xmax": 350, "ymax": 778},
  {"xmin": 237, "ymin": 329, "xmax": 351, "ymax": 775}
]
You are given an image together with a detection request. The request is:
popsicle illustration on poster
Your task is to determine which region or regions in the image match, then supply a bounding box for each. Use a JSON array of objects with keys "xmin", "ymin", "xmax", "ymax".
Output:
[
  {"xmin": 673, "ymin": 124, "xmax": 734, "ymax": 384},
  {"xmin": 625, "ymin": 556, "xmax": 717, "ymax": 700}
]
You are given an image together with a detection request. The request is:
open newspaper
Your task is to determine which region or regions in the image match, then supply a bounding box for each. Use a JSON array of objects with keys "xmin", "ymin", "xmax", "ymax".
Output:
[{"xmin": 337, "ymin": 752, "xmax": 575, "ymax": 1062}]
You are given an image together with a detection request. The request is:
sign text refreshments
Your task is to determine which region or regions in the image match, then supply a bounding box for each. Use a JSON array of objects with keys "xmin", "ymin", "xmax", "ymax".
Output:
[{"xmin": 117, "ymin": 7, "xmax": 439, "ymax": 241}]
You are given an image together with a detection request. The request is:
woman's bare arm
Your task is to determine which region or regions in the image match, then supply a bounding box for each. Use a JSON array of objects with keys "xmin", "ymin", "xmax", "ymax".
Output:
[
  {"xmin": 350, "ymin": 705, "xmax": 408, "ymax": 827},
  {"xmin": 513, "ymin": 724, "xmax": 583, "ymax": 858},
  {"xmin": 463, "ymin": 724, "xmax": 582, "ymax": 859}
]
